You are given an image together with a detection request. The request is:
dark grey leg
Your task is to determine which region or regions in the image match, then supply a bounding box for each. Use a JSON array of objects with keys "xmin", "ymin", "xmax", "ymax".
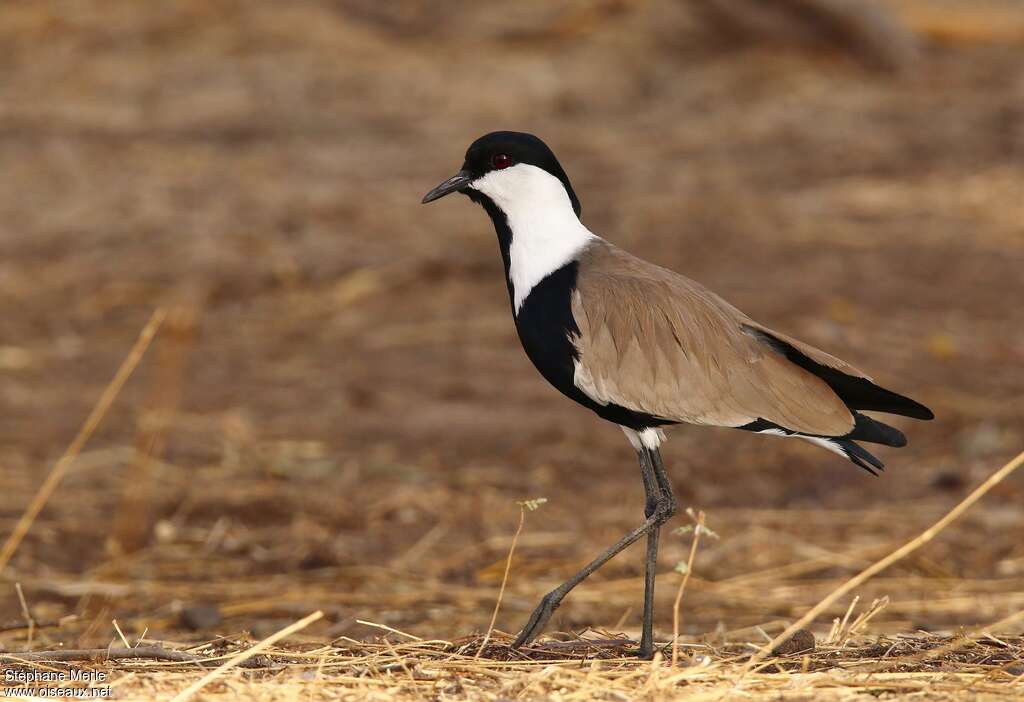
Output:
[
  {"xmin": 649, "ymin": 448, "xmax": 677, "ymax": 517},
  {"xmin": 512, "ymin": 446, "xmax": 676, "ymax": 652},
  {"xmin": 638, "ymin": 446, "xmax": 676, "ymax": 658},
  {"xmin": 639, "ymin": 507, "xmax": 661, "ymax": 657}
]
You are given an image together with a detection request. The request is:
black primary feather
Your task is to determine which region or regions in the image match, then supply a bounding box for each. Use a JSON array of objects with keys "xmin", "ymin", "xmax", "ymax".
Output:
[
  {"xmin": 745, "ymin": 326, "xmax": 934, "ymax": 420},
  {"xmin": 835, "ymin": 439, "xmax": 885, "ymax": 475}
]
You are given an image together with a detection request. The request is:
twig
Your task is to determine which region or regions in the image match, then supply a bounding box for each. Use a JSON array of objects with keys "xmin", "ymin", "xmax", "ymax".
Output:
[
  {"xmin": 112, "ymin": 619, "xmax": 131, "ymax": 649},
  {"xmin": 14, "ymin": 583, "xmax": 35, "ymax": 647},
  {"xmin": 746, "ymin": 448, "xmax": 1024, "ymax": 671},
  {"xmin": 672, "ymin": 511, "xmax": 705, "ymax": 667},
  {"xmin": 0, "ymin": 618, "xmax": 71, "ymax": 634},
  {"xmin": 170, "ymin": 610, "xmax": 323, "ymax": 702},
  {"xmin": 0, "ymin": 646, "xmax": 259, "ymax": 667},
  {"xmin": 829, "ymin": 595, "xmax": 860, "ymax": 645},
  {"xmin": 842, "ymin": 597, "xmax": 889, "ymax": 645},
  {"xmin": 355, "ymin": 619, "xmax": 421, "ymax": 641},
  {"xmin": 0, "ymin": 309, "xmax": 166, "ymax": 575}
]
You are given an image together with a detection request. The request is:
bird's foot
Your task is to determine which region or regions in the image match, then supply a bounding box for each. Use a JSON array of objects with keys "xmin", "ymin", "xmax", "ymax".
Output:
[
  {"xmin": 636, "ymin": 640, "xmax": 667, "ymax": 660},
  {"xmin": 511, "ymin": 592, "xmax": 560, "ymax": 649}
]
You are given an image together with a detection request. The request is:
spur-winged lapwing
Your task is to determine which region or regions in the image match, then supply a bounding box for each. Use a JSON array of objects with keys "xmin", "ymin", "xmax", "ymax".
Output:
[{"xmin": 422, "ymin": 131, "xmax": 933, "ymax": 658}]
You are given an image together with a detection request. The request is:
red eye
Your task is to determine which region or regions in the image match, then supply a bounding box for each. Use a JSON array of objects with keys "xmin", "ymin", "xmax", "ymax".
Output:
[{"xmin": 491, "ymin": 153, "xmax": 513, "ymax": 169}]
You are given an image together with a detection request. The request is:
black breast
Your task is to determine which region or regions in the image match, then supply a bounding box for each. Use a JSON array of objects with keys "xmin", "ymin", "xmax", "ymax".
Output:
[
  {"xmin": 513, "ymin": 262, "xmax": 583, "ymax": 396},
  {"xmin": 514, "ymin": 262, "xmax": 673, "ymax": 431}
]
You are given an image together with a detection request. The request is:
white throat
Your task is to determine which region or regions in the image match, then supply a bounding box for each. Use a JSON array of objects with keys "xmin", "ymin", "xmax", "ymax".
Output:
[{"xmin": 472, "ymin": 164, "xmax": 595, "ymax": 313}]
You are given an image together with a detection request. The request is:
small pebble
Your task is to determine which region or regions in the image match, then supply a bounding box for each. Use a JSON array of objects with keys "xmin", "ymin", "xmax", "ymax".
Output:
[{"xmin": 772, "ymin": 629, "xmax": 816, "ymax": 656}]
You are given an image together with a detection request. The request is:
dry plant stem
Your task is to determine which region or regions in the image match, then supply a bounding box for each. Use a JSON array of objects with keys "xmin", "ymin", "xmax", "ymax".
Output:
[
  {"xmin": 15, "ymin": 582, "xmax": 35, "ymax": 647},
  {"xmin": 0, "ymin": 618, "xmax": 67, "ymax": 634},
  {"xmin": 746, "ymin": 448, "xmax": 1024, "ymax": 672},
  {"xmin": 112, "ymin": 619, "xmax": 131, "ymax": 649},
  {"xmin": 477, "ymin": 504, "xmax": 526, "ymax": 657},
  {"xmin": 355, "ymin": 619, "xmax": 421, "ymax": 641},
  {"xmin": 672, "ymin": 511, "xmax": 705, "ymax": 667},
  {"xmin": 0, "ymin": 308, "xmax": 166, "ymax": 575},
  {"xmin": 0, "ymin": 646, "xmax": 262, "ymax": 668},
  {"xmin": 170, "ymin": 610, "xmax": 323, "ymax": 702}
]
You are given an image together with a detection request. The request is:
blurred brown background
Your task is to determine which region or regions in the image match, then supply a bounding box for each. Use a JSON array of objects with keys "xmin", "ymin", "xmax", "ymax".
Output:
[{"xmin": 0, "ymin": 1, "xmax": 1022, "ymax": 646}]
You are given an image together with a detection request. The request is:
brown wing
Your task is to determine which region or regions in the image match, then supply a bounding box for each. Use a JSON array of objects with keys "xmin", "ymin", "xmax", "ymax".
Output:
[{"xmin": 571, "ymin": 241, "xmax": 856, "ymax": 436}]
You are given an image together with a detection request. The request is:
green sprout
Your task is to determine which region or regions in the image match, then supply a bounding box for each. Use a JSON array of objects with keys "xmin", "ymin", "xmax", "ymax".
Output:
[{"xmin": 516, "ymin": 497, "xmax": 548, "ymax": 512}]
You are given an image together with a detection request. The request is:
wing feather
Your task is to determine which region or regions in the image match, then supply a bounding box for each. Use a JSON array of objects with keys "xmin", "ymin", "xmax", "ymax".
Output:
[{"xmin": 571, "ymin": 241, "xmax": 856, "ymax": 437}]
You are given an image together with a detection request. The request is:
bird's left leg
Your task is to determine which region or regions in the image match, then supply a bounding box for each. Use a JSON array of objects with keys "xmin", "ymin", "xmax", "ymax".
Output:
[{"xmin": 512, "ymin": 446, "xmax": 675, "ymax": 651}]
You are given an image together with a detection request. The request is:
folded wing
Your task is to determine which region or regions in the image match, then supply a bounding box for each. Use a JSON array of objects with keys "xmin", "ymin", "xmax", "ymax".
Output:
[{"xmin": 571, "ymin": 241, "xmax": 867, "ymax": 437}]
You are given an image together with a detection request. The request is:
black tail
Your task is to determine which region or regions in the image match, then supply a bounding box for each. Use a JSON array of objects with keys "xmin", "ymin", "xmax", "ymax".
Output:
[
  {"xmin": 834, "ymin": 439, "xmax": 885, "ymax": 475},
  {"xmin": 739, "ymin": 416, "xmax": 895, "ymax": 476},
  {"xmin": 746, "ymin": 327, "xmax": 934, "ymax": 420},
  {"xmin": 848, "ymin": 412, "xmax": 906, "ymax": 447}
]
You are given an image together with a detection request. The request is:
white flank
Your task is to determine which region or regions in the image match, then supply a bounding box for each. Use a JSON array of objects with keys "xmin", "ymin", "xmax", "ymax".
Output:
[
  {"xmin": 758, "ymin": 428, "xmax": 847, "ymax": 458},
  {"xmin": 471, "ymin": 164, "xmax": 595, "ymax": 313},
  {"xmin": 621, "ymin": 426, "xmax": 667, "ymax": 451}
]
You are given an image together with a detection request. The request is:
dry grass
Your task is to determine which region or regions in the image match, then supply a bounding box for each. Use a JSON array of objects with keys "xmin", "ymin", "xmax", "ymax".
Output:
[
  {"xmin": 1, "ymin": 437, "xmax": 1021, "ymax": 699},
  {"xmin": 2, "ymin": 627, "xmax": 1023, "ymax": 700}
]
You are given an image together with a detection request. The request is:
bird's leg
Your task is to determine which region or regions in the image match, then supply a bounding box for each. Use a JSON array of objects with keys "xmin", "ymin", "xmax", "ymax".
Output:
[
  {"xmin": 638, "ymin": 446, "xmax": 676, "ymax": 659},
  {"xmin": 638, "ymin": 447, "xmax": 661, "ymax": 659},
  {"xmin": 512, "ymin": 447, "xmax": 676, "ymax": 652}
]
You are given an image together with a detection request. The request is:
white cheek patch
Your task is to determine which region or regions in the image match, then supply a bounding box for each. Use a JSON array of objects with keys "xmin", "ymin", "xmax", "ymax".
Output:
[{"xmin": 472, "ymin": 164, "xmax": 595, "ymax": 313}]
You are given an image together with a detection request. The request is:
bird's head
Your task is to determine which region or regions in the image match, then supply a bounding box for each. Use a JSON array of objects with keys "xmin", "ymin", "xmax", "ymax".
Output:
[{"xmin": 421, "ymin": 131, "xmax": 581, "ymax": 218}]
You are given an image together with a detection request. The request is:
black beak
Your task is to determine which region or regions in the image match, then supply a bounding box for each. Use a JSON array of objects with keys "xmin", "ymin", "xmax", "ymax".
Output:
[{"xmin": 421, "ymin": 170, "xmax": 473, "ymax": 204}]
